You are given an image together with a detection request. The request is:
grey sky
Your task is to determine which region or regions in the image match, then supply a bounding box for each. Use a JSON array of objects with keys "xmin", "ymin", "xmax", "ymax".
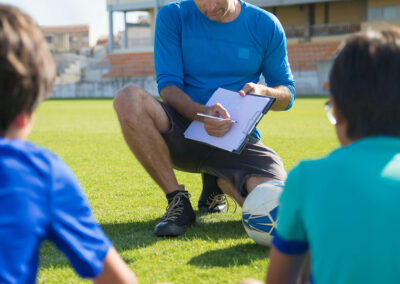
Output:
[{"xmin": 0, "ymin": 0, "xmax": 141, "ymax": 45}]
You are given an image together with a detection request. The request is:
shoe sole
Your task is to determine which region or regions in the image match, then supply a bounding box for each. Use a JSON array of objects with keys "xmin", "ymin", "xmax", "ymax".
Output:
[
  {"xmin": 198, "ymin": 205, "xmax": 226, "ymax": 214},
  {"xmin": 154, "ymin": 219, "xmax": 196, "ymax": 237}
]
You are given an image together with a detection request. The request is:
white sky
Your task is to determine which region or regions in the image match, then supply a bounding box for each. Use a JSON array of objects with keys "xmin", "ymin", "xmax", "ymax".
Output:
[{"xmin": 0, "ymin": 0, "xmax": 145, "ymax": 46}]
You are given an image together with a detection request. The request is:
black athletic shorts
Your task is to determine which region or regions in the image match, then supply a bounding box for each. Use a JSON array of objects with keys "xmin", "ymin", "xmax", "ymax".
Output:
[{"xmin": 158, "ymin": 101, "xmax": 287, "ymax": 197}]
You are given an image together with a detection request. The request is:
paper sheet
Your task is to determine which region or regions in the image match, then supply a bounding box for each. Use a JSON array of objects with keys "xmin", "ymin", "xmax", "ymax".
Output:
[{"xmin": 184, "ymin": 88, "xmax": 272, "ymax": 152}]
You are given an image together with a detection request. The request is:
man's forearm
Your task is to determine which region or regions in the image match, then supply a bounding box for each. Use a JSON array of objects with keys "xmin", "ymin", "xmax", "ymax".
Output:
[
  {"xmin": 240, "ymin": 83, "xmax": 292, "ymax": 111},
  {"xmin": 160, "ymin": 84, "xmax": 292, "ymax": 120},
  {"xmin": 266, "ymin": 85, "xmax": 292, "ymax": 111},
  {"xmin": 160, "ymin": 85, "xmax": 208, "ymax": 121},
  {"xmin": 254, "ymin": 85, "xmax": 291, "ymax": 111}
]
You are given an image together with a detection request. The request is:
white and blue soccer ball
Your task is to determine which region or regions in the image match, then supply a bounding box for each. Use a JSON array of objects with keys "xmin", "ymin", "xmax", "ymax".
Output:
[{"xmin": 242, "ymin": 180, "xmax": 284, "ymax": 246}]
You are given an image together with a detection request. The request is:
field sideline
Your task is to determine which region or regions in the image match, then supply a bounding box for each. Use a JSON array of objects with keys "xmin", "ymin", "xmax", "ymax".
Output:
[{"xmin": 30, "ymin": 97, "xmax": 338, "ymax": 284}]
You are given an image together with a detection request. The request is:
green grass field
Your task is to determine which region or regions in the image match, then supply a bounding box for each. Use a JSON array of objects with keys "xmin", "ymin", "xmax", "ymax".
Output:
[{"xmin": 30, "ymin": 97, "xmax": 338, "ymax": 284}]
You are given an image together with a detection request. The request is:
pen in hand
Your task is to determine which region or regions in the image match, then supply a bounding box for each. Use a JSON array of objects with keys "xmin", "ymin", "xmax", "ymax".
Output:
[{"xmin": 196, "ymin": 113, "xmax": 238, "ymax": 123}]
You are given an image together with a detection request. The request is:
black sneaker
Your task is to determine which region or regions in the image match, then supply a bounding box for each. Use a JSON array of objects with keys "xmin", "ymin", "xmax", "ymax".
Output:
[
  {"xmin": 198, "ymin": 174, "xmax": 227, "ymax": 213},
  {"xmin": 154, "ymin": 190, "xmax": 196, "ymax": 237}
]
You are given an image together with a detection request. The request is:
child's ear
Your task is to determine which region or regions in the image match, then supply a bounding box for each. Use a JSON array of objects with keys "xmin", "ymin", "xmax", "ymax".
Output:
[
  {"xmin": 330, "ymin": 96, "xmax": 344, "ymax": 125},
  {"xmin": 330, "ymin": 96, "xmax": 353, "ymax": 146},
  {"xmin": 14, "ymin": 113, "xmax": 32, "ymax": 128}
]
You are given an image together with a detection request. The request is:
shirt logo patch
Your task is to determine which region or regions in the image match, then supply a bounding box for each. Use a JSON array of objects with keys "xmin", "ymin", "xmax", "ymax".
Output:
[{"xmin": 238, "ymin": 48, "xmax": 249, "ymax": 59}]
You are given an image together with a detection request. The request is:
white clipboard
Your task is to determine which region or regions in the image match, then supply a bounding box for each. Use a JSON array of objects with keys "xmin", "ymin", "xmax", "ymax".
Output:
[{"xmin": 184, "ymin": 88, "xmax": 275, "ymax": 153}]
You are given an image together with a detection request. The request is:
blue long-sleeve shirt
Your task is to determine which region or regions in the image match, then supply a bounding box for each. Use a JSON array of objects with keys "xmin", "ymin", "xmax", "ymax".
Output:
[{"xmin": 155, "ymin": 0, "xmax": 295, "ymax": 109}]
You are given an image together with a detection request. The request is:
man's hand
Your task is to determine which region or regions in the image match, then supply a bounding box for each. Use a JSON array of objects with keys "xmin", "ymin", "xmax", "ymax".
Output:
[
  {"xmin": 202, "ymin": 103, "xmax": 233, "ymax": 137},
  {"xmin": 239, "ymin": 82, "xmax": 265, "ymax": 97}
]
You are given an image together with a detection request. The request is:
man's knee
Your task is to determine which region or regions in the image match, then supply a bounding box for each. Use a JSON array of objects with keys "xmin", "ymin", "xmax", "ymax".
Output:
[
  {"xmin": 114, "ymin": 85, "xmax": 147, "ymax": 112},
  {"xmin": 114, "ymin": 85, "xmax": 148, "ymax": 124}
]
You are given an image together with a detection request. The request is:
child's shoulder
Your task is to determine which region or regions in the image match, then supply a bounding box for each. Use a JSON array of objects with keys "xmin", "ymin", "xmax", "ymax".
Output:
[
  {"xmin": 286, "ymin": 147, "xmax": 347, "ymax": 192},
  {"xmin": 295, "ymin": 147, "xmax": 344, "ymax": 172},
  {"xmin": 0, "ymin": 138, "xmax": 65, "ymax": 178},
  {"xmin": 1, "ymin": 138, "xmax": 56, "ymax": 160}
]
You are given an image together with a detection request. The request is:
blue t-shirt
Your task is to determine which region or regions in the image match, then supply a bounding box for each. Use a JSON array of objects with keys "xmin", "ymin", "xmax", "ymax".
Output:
[
  {"xmin": 0, "ymin": 138, "xmax": 111, "ymax": 283},
  {"xmin": 273, "ymin": 137, "xmax": 400, "ymax": 284},
  {"xmin": 154, "ymin": 0, "xmax": 295, "ymax": 138}
]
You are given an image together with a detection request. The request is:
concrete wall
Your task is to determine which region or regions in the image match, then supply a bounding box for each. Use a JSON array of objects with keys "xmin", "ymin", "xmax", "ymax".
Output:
[
  {"xmin": 314, "ymin": 2, "xmax": 326, "ymax": 25},
  {"xmin": 273, "ymin": 5, "xmax": 304, "ymax": 26},
  {"xmin": 291, "ymin": 60, "xmax": 332, "ymax": 95},
  {"xmin": 53, "ymin": 34, "xmax": 70, "ymax": 53},
  {"xmin": 50, "ymin": 72, "xmax": 329, "ymax": 98},
  {"xmin": 316, "ymin": 59, "xmax": 333, "ymax": 94},
  {"xmin": 246, "ymin": 0, "xmax": 340, "ymax": 8},
  {"xmin": 329, "ymin": 0, "xmax": 366, "ymax": 24},
  {"xmin": 50, "ymin": 76, "xmax": 158, "ymax": 98},
  {"xmin": 292, "ymin": 70, "xmax": 320, "ymax": 94},
  {"xmin": 368, "ymin": 0, "xmax": 400, "ymax": 8},
  {"xmin": 274, "ymin": 2, "xmax": 363, "ymax": 27}
]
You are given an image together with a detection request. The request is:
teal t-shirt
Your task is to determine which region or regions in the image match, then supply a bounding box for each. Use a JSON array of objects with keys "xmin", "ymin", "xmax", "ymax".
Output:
[{"xmin": 274, "ymin": 136, "xmax": 400, "ymax": 284}]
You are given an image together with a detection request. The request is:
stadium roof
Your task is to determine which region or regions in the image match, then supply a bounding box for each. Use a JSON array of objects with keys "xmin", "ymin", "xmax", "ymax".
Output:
[{"xmin": 41, "ymin": 25, "xmax": 89, "ymax": 34}]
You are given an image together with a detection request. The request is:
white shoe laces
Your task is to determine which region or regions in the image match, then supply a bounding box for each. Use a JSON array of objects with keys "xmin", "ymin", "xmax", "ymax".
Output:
[
  {"xmin": 207, "ymin": 192, "xmax": 237, "ymax": 213},
  {"xmin": 161, "ymin": 191, "xmax": 191, "ymax": 222}
]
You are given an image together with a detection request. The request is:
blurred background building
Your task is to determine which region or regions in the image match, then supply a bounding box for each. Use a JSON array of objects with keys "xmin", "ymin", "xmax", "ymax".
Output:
[
  {"xmin": 49, "ymin": 0, "xmax": 400, "ymax": 98},
  {"xmin": 42, "ymin": 24, "xmax": 90, "ymax": 54}
]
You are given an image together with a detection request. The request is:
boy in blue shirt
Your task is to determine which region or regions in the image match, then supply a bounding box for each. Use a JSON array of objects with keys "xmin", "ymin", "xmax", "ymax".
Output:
[
  {"xmin": 240, "ymin": 28, "xmax": 400, "ymax": 284},
  {"xmin": 0, "ymin": 5, "xmax": 137, "ymax": 283}
]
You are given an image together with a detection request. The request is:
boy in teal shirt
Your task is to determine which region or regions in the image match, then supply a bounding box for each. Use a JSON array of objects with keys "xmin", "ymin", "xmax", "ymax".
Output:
[{"xmin": 240, "ymin": 28, "xmax": 400, "ymax": 284}]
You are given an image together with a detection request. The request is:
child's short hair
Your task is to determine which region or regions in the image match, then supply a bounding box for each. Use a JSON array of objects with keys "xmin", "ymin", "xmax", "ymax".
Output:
[
  {"xmin": 330, "ymin": 27, "xmax": 400, "ymax": 139},
  {"xmin": 0, "ymin": 5, "xmax": 55, "ymax": 136}
]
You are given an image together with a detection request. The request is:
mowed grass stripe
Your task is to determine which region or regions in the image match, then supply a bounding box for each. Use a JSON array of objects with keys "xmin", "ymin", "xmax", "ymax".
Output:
[{"xmin": 29, "ymin": 97, "xmax": 337, "ymax": 284}]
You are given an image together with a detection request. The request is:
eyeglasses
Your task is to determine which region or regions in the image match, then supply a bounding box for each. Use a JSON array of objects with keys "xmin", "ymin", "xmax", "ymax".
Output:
[{"xmin": 324, "ymin": 100, "xmax": 337, "ymax": 125}]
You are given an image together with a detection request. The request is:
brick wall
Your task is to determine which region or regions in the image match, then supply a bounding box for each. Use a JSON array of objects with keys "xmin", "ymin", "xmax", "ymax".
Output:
[
  {"xmin": 99, "ymin": 42, "xmax": 341, "ymax": 78},
  {"xmin": 98, "ymin": 52, "xmax": 155, "ymax": 78},
  {"xmin": 288, "ymin": 41, "xmax": 340, "ymax": 71}
]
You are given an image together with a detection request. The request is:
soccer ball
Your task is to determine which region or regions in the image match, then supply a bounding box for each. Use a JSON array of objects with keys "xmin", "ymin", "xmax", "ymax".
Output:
[{"xmin": 242, "ymin": 180, "xmax": 284, "ymax": 246}]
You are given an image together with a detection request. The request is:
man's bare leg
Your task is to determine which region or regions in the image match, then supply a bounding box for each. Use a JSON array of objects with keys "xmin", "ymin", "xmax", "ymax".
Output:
[
  {"xmin": 216, "ymin": 176, "xmax": 277, "ymax": 207},
  {"xmin": 216, "ymin": 178, "xmax": 245, "ymax": 206},
  {"xmin": 114, "ymin": 85, "xmax": 195, "ymax": 237},
  {"xmin": 114, "ymin": 85, "xmax": 180, "ymax": 194}
]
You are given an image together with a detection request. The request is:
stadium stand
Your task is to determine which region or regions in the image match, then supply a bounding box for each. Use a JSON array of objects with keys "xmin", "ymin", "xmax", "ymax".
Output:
[
  {"xmin": 287, "ymin": 41, "xmax": 341, "ymax": 71},
  {"xmin": 98, "ymin": 41, "xmax": 341, "ymax": 78},
  {"xmin": 98, "ymin": 52, "xmax": 155, "ymax": 78}
]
